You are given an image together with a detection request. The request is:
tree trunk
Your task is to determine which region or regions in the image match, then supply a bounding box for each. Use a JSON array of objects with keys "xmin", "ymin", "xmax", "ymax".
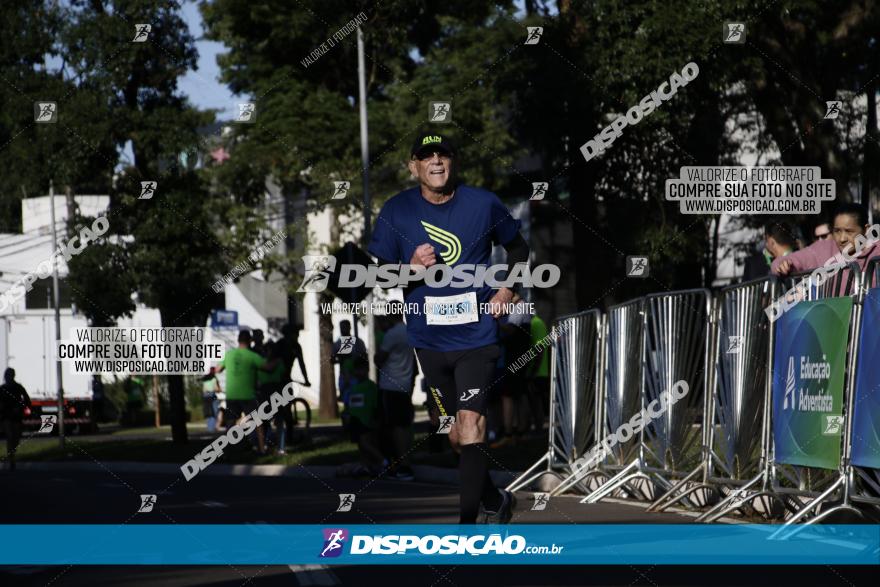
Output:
[
  {"xmin": 318, "ymin": 291, "xmax": 338, "ymax": 419},
  {"xmin": 160, "ymin": 308, "xmax": 188, "ymax": 444},
  {"xmin": 318, "ymin": 215, "xmax": 342, "ymax": 419}
]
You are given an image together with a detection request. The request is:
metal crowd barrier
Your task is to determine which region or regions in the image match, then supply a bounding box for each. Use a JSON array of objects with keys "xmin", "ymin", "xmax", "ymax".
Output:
[
  {"xmin": 506, "ymin": 309, "xmax": 604, "ymax": 493},
  {"xmin": 650, "ymin": 277, "xmax": 774, "ymax": 513},
  {"xmin": 848, "ymin": 257, "xmax": 880, "ymax": 518},
  {"xmin": 700, "ymin": 262, "xmax": 863, "ymax": 524},
  {"xmin": 514, "ymin": 255, "xmax": 880, "ymax": 527},
  {"xmin": 580, "ymin": 290, "xmax": 712, "ymax": 505},
  {"xmin": 550, "ymin": 299, "xmax": 643, "ymax": 497}
]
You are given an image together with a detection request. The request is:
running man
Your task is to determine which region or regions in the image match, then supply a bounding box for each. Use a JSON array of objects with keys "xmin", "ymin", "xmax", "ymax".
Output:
[
  {"xmin": 0, "ymin": 368, "xmax": 32, "ymax": 471},
  {"xmin": 368, "ymin": 131, "xmax": 530, "ymax": 523}
]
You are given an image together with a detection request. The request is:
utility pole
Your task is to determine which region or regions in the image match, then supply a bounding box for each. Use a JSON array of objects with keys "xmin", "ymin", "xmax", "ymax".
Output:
[
  {"xmin": 357, "ymin": 25, "xmax": 371, "ymax": 245},
  {"xmin": 49, "ymin": 181, "xmax": 65, "ymax": 447},
  {"xmin": 357, "ymin": 26, "xmax": 376, "ymax": 380},
  {"xmin": 284, "ymin": 189, "xmax": 297, "ymax": 328}
]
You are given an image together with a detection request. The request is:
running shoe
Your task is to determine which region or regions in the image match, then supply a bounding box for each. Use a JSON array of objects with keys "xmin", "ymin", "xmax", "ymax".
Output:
[
  {"xmin": 480, "ymin": 489, "xmax": 515, "ymax": 524},
  {"xmin": 389, "ymin": 467, "xmax": 415, "ymax": 481}
]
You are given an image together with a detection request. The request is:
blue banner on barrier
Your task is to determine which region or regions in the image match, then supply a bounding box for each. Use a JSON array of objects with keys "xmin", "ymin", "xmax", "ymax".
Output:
[
  {"xmin": 0, "ymin": 525, "xmax": 877, "ymax": 565},
  {"xmin": 852, "ymin": 287, "xmax": 880, "ymax": 469},
  {"xmin": 772, "ymin": 298, "xmax": 851, "ymax": 469}
]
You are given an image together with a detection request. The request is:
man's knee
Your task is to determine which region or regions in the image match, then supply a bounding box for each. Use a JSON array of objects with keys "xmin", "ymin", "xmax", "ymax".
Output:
[{"xmin": 455, "ymin": 410, "xmax": 485, "ymax": 445}]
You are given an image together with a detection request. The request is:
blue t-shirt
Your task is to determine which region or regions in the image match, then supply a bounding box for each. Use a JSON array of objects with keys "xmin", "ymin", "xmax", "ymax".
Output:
[{"xmin": 368, "ymin": 185, "xmax": 521, "ymax": 351}]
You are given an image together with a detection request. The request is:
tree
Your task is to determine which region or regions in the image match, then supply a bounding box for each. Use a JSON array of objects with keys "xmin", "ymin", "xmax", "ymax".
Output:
[{"xmin": 56, "ymin": 0, "xmax": 228, "ymax": 443}]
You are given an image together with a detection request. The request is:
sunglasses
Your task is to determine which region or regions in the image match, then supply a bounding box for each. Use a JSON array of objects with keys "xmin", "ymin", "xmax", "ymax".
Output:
[
  {"xmin": 414, "ymin": 150, "xmax": 452, "ymax": 161},
  {"xmin": 815, "ymin": 232, "xmax": 831, "ymax": 239}
]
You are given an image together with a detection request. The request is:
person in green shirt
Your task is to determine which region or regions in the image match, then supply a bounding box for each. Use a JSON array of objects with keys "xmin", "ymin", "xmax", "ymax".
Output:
[
  {"xmin": 527, "ymin": 314, "xmax": 550, "ymax": 431},
  {"xmin": 216, "ymin": 330, "xmax": 278, "ymax": 453},
  {"xmin": 343, "ymin": 359, "xmax": 384, "ymax": 476}
]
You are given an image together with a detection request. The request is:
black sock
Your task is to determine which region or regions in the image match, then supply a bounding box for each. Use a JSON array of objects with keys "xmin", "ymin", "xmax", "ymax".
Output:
[
  {"xmin": 458, "ymin": 443, "xmax": 488, "ymax": 523},
  {"xmin": 481, "ymin": 470, "xmax": 502, "ymax": 512}
]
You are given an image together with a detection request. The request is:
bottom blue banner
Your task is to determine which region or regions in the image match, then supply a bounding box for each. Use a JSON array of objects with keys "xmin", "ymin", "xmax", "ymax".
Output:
[{"xmin": 0, "ymin": 524, "xmax": 877, "ymax": 565}]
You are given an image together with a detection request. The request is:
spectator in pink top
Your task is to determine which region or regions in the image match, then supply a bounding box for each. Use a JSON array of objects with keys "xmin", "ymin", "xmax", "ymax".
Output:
[{"xmin": 771, "ymin": 203, "xmax": 880, "ymax": 280}]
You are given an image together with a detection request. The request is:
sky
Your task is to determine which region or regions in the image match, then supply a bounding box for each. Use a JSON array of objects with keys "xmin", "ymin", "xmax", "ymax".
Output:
[{"xmin": 178, "ymin": 0, "xmax": 237, "ymax": 119}]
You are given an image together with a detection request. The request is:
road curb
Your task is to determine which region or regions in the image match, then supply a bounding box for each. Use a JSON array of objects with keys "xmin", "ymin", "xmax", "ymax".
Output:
[{"xmin": 16, "ymin": 460, "xmax": 520, "ymax": 487}]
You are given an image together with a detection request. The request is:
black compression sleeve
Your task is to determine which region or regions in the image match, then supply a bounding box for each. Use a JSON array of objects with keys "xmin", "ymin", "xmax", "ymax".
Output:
[{"xmin": 497, "ymin": 233, "xmax": 530, "ymax": 287}]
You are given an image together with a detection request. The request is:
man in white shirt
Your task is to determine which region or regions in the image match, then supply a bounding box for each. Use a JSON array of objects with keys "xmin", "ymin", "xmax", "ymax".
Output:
[{"xmin": 375, "ymin": 302, "xmax": 416, "ymax": 481}]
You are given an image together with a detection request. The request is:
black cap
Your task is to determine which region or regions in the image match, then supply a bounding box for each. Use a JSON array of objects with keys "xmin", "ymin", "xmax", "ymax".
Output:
[{"xmin": 411, "ymin": 132, "xmax": 456, "ymax": 158}]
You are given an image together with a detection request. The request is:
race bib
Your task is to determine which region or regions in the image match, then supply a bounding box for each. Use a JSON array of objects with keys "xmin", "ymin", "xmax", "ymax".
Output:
[{"xmin": 425, "ymin": 292, "xmax": 479, "ymax": 326}]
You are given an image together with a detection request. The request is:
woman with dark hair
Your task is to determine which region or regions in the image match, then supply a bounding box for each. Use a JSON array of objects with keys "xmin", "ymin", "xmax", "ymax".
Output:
[{"xmin": 772, "ymin": 203, "xmax": 879, "ymax": 277}]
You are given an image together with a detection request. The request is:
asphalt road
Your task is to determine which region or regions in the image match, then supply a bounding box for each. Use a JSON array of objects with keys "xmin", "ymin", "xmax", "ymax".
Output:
[
  {"xmin": 0, "ymin": 468, "xmax": 690, "ymax": 524},
  {"xmin": 0, "ymin": 469, "xmax": 876, "ymax": 586}
]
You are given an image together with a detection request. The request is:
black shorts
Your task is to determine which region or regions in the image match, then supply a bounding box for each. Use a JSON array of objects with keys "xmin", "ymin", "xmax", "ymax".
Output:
[
  {"xmin": 380, "ymin": 390, "xmax": 414, "ymax": 427},
  {"xmin": 415, "ymin": 344, "xmax": 501, "ymax": 417},
  {"xmin": 347, "ymin": 417, "xmax": 375, "ymax": 443},
  {"xmin": 225, "ymin": 399, "xmax": 257, "ymax": 426}
]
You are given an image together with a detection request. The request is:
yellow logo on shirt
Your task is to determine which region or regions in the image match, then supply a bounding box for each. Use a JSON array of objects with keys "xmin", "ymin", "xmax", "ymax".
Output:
[{"xmin": 420, "ymin": 221, "xmax": 462, "ymax": 265}]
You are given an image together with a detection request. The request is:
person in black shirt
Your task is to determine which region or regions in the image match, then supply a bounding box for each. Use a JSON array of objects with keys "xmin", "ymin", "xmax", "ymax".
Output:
[
  {"xmin": 277, "ymin": 324, "xmax": 311, "ymax": 447},
  {"xmin": 0, "ymin": 368, "xmax": 32, "ymax": 471}
]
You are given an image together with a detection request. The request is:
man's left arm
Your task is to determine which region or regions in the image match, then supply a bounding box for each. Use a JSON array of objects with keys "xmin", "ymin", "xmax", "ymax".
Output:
[
  {"xmin": 488, "ymin": 233, "xmax": 529, "ymax": 317},
  {"xmin": 488, "ymin": 191, "xmax": 530, "ymax": 317}
]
